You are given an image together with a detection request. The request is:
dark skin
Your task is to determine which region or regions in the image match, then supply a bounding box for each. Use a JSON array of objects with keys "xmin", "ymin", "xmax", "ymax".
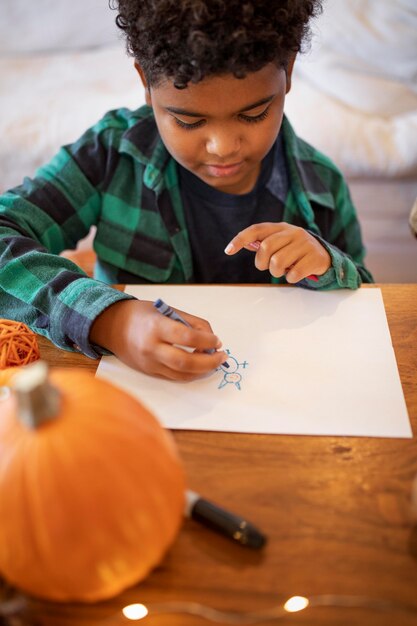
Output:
[{"xmin": 90, "ymin": 62, "xmax": 331, "ymax": 380}]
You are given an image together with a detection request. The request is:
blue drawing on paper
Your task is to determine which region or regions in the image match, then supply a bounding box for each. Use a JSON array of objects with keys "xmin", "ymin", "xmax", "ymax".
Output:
[{"xmin": 216, "ymin": 349, "xmax": 248, "ymax": 391}]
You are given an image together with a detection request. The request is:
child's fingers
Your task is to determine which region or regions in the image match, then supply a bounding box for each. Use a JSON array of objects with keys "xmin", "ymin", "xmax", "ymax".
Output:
[
  {"xmin": 158, "ymin": 317, "xmax": 223, "ymax": 352},
  {"xmin": 155, "ymin": 343, "xmax": 227, "ymax": 376},
  {"xmin": 286, "ymin": 252, "xmax": 329, "ymax": 283},
  {"xmin": 225, "ymin": 223, "xmax": 332, "ymax": 281},
  {"xmin": 286, "ymin": 255, "xmax": 322, "ymax": 283},
  {"xmin": 146, "ymin": 360, "xmax": 214, "ymax": 382},
  {"xmin": 269, "ymin": 247, "xmax": 306, "ymax": 277},
  {"xmin": 224, "ymin": 222, "xmax": 286, "ymax": 255},
  {"xmin": 175, "ymin": 309, "xmax": 215, "ymax": 334},
  {"xmin": 254, "ymin": 239, "xmax": 300, "ymax": 273}
]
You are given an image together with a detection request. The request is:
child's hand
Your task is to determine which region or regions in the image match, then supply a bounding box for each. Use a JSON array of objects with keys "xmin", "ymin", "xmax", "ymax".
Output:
[
  {"xmin": 90, "ymin": 299, "xmax": 226, "ymax": 381},
  {"xmin": 225, "ymin": 222, "xmax": 331, "ymax": 283}
]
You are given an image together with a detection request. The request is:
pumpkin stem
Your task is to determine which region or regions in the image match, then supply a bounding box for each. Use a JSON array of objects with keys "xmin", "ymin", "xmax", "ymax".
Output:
[{"xmin": 13, "ymin": 361, "xmax": 61, "ymax": 428}]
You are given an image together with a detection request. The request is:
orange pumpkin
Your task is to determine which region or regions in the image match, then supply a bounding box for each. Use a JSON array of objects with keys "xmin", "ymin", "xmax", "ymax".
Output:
[{"xmin": 0, "ymin": 362, "xmax": 185, "ymax": 602}]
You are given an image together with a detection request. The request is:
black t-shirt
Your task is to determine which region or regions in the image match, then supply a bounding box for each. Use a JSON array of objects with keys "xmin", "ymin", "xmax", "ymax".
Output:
[{"xmin": 179, "ymin": 135, "xmax": 288, "ymax": 283}]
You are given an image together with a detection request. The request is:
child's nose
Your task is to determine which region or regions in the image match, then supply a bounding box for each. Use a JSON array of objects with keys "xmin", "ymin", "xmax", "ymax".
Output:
[{"xmin": 205, "ymin": 131, "xmax": 241, "ymax": 158}]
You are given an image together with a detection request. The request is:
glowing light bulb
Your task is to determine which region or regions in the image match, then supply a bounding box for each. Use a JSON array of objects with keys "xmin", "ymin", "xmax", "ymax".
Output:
[
  {"xmin": 284, "ymin": 596, "xmax": 309, "ymax": 612},
  {"xmin": 122, "ymin": 604, "xmax": 149, "ymax": 620}
]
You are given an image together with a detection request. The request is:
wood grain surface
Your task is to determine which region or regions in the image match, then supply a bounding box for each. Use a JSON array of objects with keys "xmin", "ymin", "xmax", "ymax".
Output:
[{"xmin": 2, "ymin": 284, "xmax": 417, "ymax": 626}]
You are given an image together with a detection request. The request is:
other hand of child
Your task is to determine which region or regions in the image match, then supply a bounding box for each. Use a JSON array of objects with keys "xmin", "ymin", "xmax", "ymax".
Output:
[
  {"xmin": 225, "ymin": 222, "xmax": 331, "ymax": 283},
  {"xmin": 89, "ymin": 299, "xmax": 226, "ymax": 380}
]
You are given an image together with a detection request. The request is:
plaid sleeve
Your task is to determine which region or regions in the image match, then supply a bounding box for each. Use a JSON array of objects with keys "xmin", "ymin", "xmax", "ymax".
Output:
[
  {"xmin": 282, "ymin": 119, "xmax": 374, "ymax": 291},
  {"xmin": 297, "ymin": 164, "xmax": 374, "ymax": 291},
  {"xmin": 311, "ymin": 172, "xmax": 373, "ymax": 290},
  {"xmin": 0, "ymin": 121, "xmax": 135, "ymax": 358}
]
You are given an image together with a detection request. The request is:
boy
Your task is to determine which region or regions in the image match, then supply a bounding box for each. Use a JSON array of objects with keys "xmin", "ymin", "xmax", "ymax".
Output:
[{"xmin": 0, "ymin": 0, "xmax": 373, "ymax": 381}]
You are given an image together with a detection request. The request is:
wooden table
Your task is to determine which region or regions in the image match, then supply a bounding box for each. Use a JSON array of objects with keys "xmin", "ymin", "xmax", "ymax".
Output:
[{"xmin": 3, "ymin": 285, "xmax": 417, "ymax": 626}]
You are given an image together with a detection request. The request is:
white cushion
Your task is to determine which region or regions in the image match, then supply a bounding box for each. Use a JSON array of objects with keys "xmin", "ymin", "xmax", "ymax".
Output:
[
  {"xmin": 299, "ymin": 0, "xmax": 417, "ymax": 116},
  {"xmin": 285, "ymin": 0, "xmax": 417, "ymax": 178},
  {"xmin": 0, "ymin": 0, "xmax": 120, "ymax": 55},
  {"xmin": 285, "ymin": 79, "xmax": 417, "ymax": 178},
  {"xmin": 0, "ymin": 46, "xmax": 145, "ymax": 192}
]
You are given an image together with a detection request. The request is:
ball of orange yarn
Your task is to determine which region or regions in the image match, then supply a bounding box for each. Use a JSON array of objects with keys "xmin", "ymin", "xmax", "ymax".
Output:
[{"xmin": 0, "ymin": 320, "xmax": 40, "ymax": 369}]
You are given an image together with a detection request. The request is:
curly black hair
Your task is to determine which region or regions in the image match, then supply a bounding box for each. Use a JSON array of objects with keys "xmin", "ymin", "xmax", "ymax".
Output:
[{"xmin": 110, "ymin": 0, "xmax": 322, "ymax": 89}]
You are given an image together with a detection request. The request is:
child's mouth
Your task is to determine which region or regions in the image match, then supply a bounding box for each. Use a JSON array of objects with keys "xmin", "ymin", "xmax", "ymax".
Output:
[{"xmin": 204, "ymin": 162, "xmax": 244, "ymax": 178}]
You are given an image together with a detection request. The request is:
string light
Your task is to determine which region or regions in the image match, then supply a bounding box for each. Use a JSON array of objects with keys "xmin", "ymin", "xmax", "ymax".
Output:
[
  {"xmin": 122, "ymin": 604, "xmax": 149, "ymax": 620},
  {"xmin": 283, "ymin": 596, "xmax": 309, "ymax": 612},
  {"xmin": 113, "ymin": 594, "xmax": 417, "ymax": 624}
]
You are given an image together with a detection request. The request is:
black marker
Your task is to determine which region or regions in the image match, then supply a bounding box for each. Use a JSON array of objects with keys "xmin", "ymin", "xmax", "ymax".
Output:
[
  {"xmin": 185, "ymin": 490, "xmax": 267, "ymax": 549},
  {"xmin": 154, "ymin": 298, "xmax": 229, "ymax": 367}
]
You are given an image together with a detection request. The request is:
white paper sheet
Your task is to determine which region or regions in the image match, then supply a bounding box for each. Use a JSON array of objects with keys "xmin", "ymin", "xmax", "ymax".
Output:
[{"xmin": 96, "ymin": 286, "xmax": 412, "ymax": 438}]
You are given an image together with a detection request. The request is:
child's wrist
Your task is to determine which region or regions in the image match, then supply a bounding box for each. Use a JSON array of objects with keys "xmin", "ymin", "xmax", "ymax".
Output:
[{"xmin": 89, "ymin": 300, "xmax": 132, "ymax": 353}]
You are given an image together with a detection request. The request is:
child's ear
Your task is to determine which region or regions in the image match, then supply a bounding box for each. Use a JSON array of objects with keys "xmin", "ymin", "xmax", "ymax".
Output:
[
  {"xmin": 134, "ymin": 62, "xmax": 152, "ymax": 106},
  {"xmin": 285, "ymin": 54, "xmax": 297, "ymax": 94}
]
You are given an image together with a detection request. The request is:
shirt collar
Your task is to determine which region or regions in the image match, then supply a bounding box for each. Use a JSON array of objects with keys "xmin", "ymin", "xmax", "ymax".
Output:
[
  {"xmin": 119, "ymin": 107, "xmax": 170, "ymax": 193},
  {"xmin": 281, "ymin": 115, "xmax": 336, "ymax": 212}
]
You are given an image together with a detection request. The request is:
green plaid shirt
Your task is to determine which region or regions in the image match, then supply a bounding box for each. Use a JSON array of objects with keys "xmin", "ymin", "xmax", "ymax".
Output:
[{"xmin": 0, "ymin": 105, "xmax": 373, "ymax": 358}]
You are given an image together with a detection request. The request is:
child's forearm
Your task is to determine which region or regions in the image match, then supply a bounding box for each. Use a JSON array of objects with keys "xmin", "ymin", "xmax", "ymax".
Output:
[{"xmin": 0, "ymin": 218, "xmax": 135, "ymax": 356}]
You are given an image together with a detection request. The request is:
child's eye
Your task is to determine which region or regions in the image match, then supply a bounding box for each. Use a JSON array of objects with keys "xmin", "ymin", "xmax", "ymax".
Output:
[
  {"xmin": 172, "ymin": 105, "xmax": 270, "ymax": 130},
  {"xmin": 239, "ymin": 106, "xmax": 271, "ymax": 123},
  {"xmin": 173, "ymin": 117, "xmax": 205, "ymax": 130}
]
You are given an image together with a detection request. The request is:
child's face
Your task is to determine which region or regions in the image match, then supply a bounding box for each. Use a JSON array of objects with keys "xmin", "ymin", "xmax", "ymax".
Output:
[{"xmin": 137, "ymin": 62, "xmax": 293, "ymax": 195}]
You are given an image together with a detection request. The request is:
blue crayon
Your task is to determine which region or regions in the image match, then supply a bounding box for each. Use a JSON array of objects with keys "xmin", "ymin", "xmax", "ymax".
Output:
[{"xmin": 154, "ymin": 298, "xmax": 229, "ymax": 367}]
